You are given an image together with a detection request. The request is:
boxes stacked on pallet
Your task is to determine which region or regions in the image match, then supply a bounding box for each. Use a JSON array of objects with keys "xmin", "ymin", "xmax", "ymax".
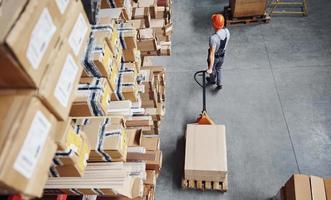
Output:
[
  {"xmin": 41, "ymin": 0, "xmax": 172, "ymax": 200},
  {"xmin": 273, "ymin": 174, "xmax": 331, "ymax": 200},
  {"xmin": 0, "ymin": 0, "xmax": 90, "ymax": 198}
]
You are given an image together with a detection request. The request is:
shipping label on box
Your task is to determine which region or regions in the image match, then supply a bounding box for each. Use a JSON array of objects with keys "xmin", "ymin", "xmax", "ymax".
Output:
[
  {"xmin": 54, "ymin": 54, "xmax": 79, "ymax": 108},
  {"xmin": 14, "ymin": 111, "xmax": 52, "ymax": 178},
  {"xmin": 68, "ymin": 13, "xmax": 89, "ymax": 56},
  {"xmin": 26, "ymin": 8, "xmax": 57, "ymax": 69}
]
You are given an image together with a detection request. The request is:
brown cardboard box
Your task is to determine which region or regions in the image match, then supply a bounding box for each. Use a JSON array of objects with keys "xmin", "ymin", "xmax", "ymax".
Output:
[
  {"xmin": 184, "ymin": 124, "xmax": 227, "ymax": 182},
  {"xmin": 325, "ymin": 179, "xmax": 331, "ymax": 200},
  {"xmin": 98, "ymin": 8, "xmax": 128, "ymax": 21},
  {"xmin": 51, "ymin": 124, "xmax": 90, "ymax": 177},
  {"xmin": 125, "ymin": 116, "xmax": 153, "ymax": 128},
  {"xmin": 230, "ymin": 0, "xmax": 267, "ymax": 17},
  {"xmin": 72, "ymin": 117, "xmax": 128, "ymax": 162},
  {"xmin": 84, "ymin": 33, "xmax": 114, "ymax": 77},
  {"xmin": 129, "ymin": 19, "xmax": 146, "ymax": 29},
  {"xmin": 0, "ymin": 95, "xmax": 57, "ymax": 197},
  {"xmin": 111, "ymin": 73, "xmax": 139, "ymax": 102},
  {"xmin": 118, "ymin": 29, "xmax": 138, "ymax": 49},
  {"xmin": 139, "ymin": 28, "xmax": 155, "ymax": 40},
  {"xmin": 0, "ymin": 0, "xmax": 70, "ymax": 88},
  {"xmin": 146, "ymin": 150, "xmax": 162, "ymax": 172},
  {"xmin": 70, "ymin": 77, "xmax": 112, "ymax": 117},
  {"xmin": 107, "ymin": 100, "xmax": 133, "ymax": 116},
  {"xmin": 137, "ymin": 39, "xmax": 157, "ymax": 52},
  {"xmin": 127, "ymin": 129, "xmax": 143, "ymax": 147},
  {"xmin": 284, "ymin": 174, "xmax": 311, "ymax": 200},
  {"xmin": 123, "ymin": 48, "xmax": 138, "ymax": 62},
  {"xmin": 39, "ymin": 43, "xmax": 83, "ymax": 120},
  {"xmin": 144, "ymin": 170, "xmax": 156, "ymax": 186},
  {"xmin": 60, "ymin": 0, "xmax": 90, "ymax": 60},
  {"xmin": 0, "ymin": 0, "xmax": 28, "ymax": 41},
  {"xmin": 127, "ymin": 150, "xmax": 157, "ymax": 161},
  {"xmin": 141, "ymin": 136, "xmax": 160, "ymax": 151},
  {"xmin": 311, "ymin": 176, "xmax": 327, "ymax": 200}
]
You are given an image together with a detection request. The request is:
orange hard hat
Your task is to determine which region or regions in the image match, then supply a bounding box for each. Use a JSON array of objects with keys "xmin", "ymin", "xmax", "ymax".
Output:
[{"xmin": 211, "ymin": 14, "xmax": 225, "ymax": 30}]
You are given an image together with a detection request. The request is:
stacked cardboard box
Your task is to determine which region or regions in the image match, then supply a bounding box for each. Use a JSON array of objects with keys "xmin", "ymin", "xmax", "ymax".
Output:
[
  {"xmin": 50, "ymin": 120, "xmax": 91, "ymax": 178},
  {"xmin": 53, "ymin": 0, "xmax": 169, "ymax": 199},
  {"xmin": 274, "ymin": 174, "xmax": 331, "ymax": 200},
  {"xmin": 0, "ymin": 0, "xmax": 91, "ymax": 198},
  {"xmin": 130, "ymin": 0, "xmax": 173, "ymax": 56},
  {"xmin": 0, "ymin": 0, "xmax": 171, "ymax": 198}
]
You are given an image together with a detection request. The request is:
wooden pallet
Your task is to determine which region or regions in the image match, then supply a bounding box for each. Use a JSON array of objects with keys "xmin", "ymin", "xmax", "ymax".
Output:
[
  {"xmin": 223, "ymin": 6, "xmax": 270, "ymax": 26},
  {"xmin": 182, "ymin": 176, "xmax": 228, "ymax": 192}
]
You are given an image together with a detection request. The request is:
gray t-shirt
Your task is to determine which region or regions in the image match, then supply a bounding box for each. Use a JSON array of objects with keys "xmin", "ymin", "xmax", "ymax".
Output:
[{"xmin": 209, "ymin": 28, "xmax": 230, "ymax": 52}]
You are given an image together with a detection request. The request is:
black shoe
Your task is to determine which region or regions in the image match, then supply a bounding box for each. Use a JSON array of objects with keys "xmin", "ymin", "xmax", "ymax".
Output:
[{"xmin": 216, "ymin": 85, "xmax": 223, "ymax": 90}]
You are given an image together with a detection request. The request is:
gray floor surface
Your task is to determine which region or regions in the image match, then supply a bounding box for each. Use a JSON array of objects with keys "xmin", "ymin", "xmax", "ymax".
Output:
[{"xmin": 152, "ymin": 0, "xmax": 331, "ymax": 199}]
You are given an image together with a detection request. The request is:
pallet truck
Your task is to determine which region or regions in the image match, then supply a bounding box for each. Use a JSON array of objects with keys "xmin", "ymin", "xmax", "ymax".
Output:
[
  {"xmin": 181, "ymin": 70, "xmax": 228, "ymax": 192},
  {"xmin": 194, "ymin": 70, "xmax": 214, "ymax": 124}
]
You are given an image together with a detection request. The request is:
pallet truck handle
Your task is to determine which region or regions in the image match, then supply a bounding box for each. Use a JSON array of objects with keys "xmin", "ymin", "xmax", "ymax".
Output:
[{"xmin": 194, "ymin": 70, "xmax": 207, "ymax": 113}]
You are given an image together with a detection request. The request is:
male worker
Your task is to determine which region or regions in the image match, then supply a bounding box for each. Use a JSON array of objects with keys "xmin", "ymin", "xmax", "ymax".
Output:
[{"xmin": 206, "ymin": 14, "xmax": 230, "ymax": 89}]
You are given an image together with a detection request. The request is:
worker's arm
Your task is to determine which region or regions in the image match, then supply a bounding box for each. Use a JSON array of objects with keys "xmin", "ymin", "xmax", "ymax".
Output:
[{"xmin": 207, "ymin": 47, "xmax": 215, "ymax": 74}]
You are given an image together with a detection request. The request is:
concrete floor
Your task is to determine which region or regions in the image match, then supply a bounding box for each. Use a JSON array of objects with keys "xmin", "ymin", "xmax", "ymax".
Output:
[{"xmin": 153, "ymin": 0, "xmax": 331, "ymax": 199}]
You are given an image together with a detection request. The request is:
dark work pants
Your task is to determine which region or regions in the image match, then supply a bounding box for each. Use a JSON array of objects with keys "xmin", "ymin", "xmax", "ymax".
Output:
[{"xmin": 209, "ymin": 56, "xmax": 224, "ymax": 86}]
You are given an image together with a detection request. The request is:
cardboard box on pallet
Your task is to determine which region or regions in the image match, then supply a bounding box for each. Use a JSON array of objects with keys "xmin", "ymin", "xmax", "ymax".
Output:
[
  {"xmin": 70, "ymin": 77, "xmax": 112, "ymax": 117},
  {"xmin": 0, "ymin": 0, "xmax": 73, "ymax": 88},
  {"xmin": 230, "ymin": 0, "xmax": 267, "ymax": 18},
  {"xmin": 185, "ymin": 124, "xmax": 227, "ymax": 182},
  {"xmin": 0, "ymin": 95, "xmax": 57, "ymax": 197},
  {"xmin": 72, "ymin": 117, "xmax": 128, "ymax": 162}
]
